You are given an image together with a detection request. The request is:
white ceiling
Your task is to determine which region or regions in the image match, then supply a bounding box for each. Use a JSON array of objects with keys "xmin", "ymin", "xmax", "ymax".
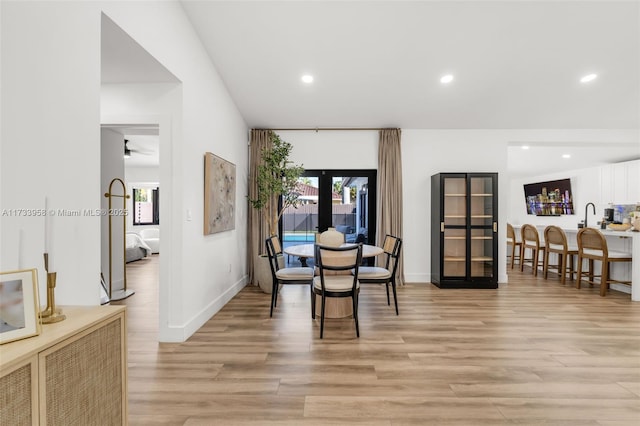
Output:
[{"xmin": 101, "ymin": 1, "xmax": 640, "ymax": 175}]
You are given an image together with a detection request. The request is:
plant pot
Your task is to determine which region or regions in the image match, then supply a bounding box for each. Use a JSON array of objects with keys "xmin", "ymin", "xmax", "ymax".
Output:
[{"xmin": 254, "ymin": 254, "xmax": 273, "ymax": 294}]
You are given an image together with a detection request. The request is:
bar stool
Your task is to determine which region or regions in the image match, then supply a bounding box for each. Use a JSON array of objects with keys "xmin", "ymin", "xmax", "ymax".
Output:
[
  {"xmin": 507, "ymin": 223, "xmax": 522, "ymax": 269},
  {"xmin": 520, "ymin": 224, "xmax": 545, "ymax": 276},
  {"xmin": 543, "ymin": 226, "xmax": 578, "ymax": 285},
  {"xmin": 576, "ymin": 228, "xmax": 632, "ymax": 297}
]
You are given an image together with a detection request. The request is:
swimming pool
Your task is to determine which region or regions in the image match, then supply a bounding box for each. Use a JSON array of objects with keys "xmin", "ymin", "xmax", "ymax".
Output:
[{"xmin": 283, "ymin": 233, "xmax": 316, "ymax": 242}]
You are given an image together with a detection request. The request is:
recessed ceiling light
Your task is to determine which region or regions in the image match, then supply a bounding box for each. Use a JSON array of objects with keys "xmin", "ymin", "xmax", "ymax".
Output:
[
  {"xmin": 580, "ymin": 73, "xmax": 597, "ymax": 83},
  {"xmin": 440, "ymin": 74, "xmax": 454, "ymax": 84},
  {"xmin": 562, "ymin": 154, "xmax": 571, "ymax": 159},
  {"xmin": 301, "ymin": 75, "xmax": 314, "ymax": 84},
  {"xmin": 521, "ymin": 146, "xmax": 530, "ymax": 150}
]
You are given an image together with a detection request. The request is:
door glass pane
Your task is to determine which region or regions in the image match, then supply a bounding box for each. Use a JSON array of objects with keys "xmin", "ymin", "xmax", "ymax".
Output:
[
  {"xmin": 470, "ymin": 177, "xmax": 493, "ymax": 226},
  {"xmin": 282, "ymin": 177, "xmax": 318, "ymax": 266},
  {"xmin": 443, "ymin": 228, "xmax": 466, "ymax": 276},
  {"xmin": 444, "ymin": 177, "xmax": 466, "ymax": 226},
  {"xmin": 331, "ymin": 176, "xmax": 369, "ymax": 244},
  {"xmin": 471, "ymin": 228, "xmax": 494, "ymax": 277}
]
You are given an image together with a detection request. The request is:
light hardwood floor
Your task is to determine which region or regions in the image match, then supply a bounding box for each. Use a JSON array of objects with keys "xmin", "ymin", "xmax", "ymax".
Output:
[{"xmin": 115, "ymin": 256, "xmax": 640, "ymax": 425}]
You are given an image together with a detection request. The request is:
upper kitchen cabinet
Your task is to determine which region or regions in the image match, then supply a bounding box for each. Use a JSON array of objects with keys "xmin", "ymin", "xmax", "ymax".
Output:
[{"xmin": 599, "ymin": 160, "xmax": 640, "ymax": 205}]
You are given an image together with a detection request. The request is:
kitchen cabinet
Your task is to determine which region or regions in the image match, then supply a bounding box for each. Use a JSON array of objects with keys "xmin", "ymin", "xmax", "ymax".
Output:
[
  {"xmin": 599, "ymin": 160, "xmax": 640, "ymax": 205},
  {"xmin": 431, "ymin": 173, "xmax": 498, "ymax": 288}
]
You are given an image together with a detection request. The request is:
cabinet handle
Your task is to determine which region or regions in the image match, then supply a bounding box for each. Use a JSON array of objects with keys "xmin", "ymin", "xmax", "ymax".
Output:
[
  {"xmin": 493, "ymin": 222, "xmax": 497, "ymax": 232},
  {"xmin": 441, "ymin": 222, "xmax": 445, "ymax": 232}
]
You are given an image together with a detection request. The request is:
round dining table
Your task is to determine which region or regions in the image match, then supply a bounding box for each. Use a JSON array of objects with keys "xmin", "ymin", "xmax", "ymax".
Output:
[
  {"xmin": 283, "ymin": 243, "xmax": 383, "ymax": 266},
  {"xmin": 283, "ymin": 243, "xmax": 384, "ymax": 319}
]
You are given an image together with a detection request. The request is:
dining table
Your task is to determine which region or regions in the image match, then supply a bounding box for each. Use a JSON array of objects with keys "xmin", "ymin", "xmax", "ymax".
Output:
[{"xmin": 283, "ymin": 243, "xmax": 384, "ymax": 319}]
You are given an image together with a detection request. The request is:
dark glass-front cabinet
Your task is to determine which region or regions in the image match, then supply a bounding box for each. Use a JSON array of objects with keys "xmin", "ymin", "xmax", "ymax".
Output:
[{"xmin": 431, "ymin": 173, "xmax": 498, "ymax": 289}]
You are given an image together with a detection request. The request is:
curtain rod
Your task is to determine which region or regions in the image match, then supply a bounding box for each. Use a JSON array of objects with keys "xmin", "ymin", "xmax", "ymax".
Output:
[{"xmin": 263, "ymin": 127, "xmax": 388, "ymax": 132}]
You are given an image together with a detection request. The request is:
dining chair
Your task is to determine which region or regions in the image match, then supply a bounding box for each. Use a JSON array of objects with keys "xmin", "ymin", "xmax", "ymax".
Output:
[
  {"xmin": 520, "ymin": 224, "xmax": 545, "ymax": 276},
  {"xmin": 543, "ymin": 225, "xmax": 578, "ymax": 285},
  {"xmin": 354, "ymin": 234, "xmax": 402, "ymax": 315},
  {"xmin": 576, "ymin": 228, "xmax": 632, "ymax": 297},
  {"xmin": 265, "ymin": 236, "xmax": 314, "ymax": 318},
  {"xmin": 506, "ymin": 223, "xmax": 522, "ymax": 269},
  {"xmin": 313, "ymin": 243, "xmax": 363, "ymax": 338}
]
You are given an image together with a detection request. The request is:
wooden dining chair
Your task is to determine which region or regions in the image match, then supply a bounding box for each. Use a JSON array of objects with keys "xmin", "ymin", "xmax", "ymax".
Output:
[
  {"xmin": 520, "ymin": 224, "xmax": 545, "ymax": 276},
  {"xmin": 506, "ymin": 223, "xmax": 522, "ymax": 269},
  {"xmin": 313, "ymin": 243, "xmax": 363, "ymax": 338},
  {"xmin": 543, "ymin": 225, "xmax": 578, "ymax": 285},
  {"xmin": 354, "ymin": 234, "xmax": 402, "ymax": 315},
  {"xmin": 576, "ymin": 228, "xmax": 632, "ymax": 297},
  {"xmin": 265, "ymin": 236, "xmax": 314, "ymax": 317}
]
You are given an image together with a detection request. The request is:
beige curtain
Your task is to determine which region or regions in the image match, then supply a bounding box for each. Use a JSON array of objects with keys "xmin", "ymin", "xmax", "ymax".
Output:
[
  {"xmin": 247, "ymin": 129, "xmax": 274, "ymax": 285},
  {"xmin": 376, "ymin": 128, "xmax": 404, "ymax": 285}
]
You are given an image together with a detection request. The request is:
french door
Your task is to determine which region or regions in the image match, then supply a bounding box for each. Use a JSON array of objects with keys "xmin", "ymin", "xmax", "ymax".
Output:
[{"xmin": 281, "ymin": 169, "xmax": 377, "ymax": 265}]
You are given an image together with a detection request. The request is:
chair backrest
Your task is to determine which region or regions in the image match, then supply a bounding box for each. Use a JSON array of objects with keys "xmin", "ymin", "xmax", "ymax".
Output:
[
  {"xmin": 544, "ymin": 225, "xmax": 567, "ymax": 251},
  {"xmin": 521, "ymin": 224, "xmax": 541, "ymax": 248},
  {"xmin": 317, "ymin": 228, "xmax": 345, "ymax": 247},
  {"xmin": 577, "ymin": 228, "xmax": 608, "ymax": 258},
  {"xmin": 380, "ymin": 235, "xmax": 401, "ymax": 270},
  {"xmin": 315, "ymin": 243, "xmax": 362, "ymax": 273},
  {"xmin": 507, "ymin": 223, "xmax": 517, "ymax": 243},
  {"xmin": 265, "ymin": 236, "xmax": 283, "ymax": 278}
]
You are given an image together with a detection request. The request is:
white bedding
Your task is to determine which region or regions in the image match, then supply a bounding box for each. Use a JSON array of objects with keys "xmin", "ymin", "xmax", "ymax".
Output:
[{"xmin": 126, "ymin": 233, "xmax": 153, "ymax": 256}]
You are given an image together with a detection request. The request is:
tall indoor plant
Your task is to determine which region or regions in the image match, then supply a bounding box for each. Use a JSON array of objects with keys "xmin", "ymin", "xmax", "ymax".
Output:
[
  {"xmin": 249, "ymin": 132, "xmax": 304, "ymax": 237},
  {"xmin": 248, "ymin": 131, "xmax": 304, "ymax": 293}
]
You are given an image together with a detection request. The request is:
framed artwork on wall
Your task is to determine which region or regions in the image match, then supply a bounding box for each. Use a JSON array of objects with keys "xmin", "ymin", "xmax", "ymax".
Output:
[
  {"xmin": 204, "ymin": 152, "xmax": 236, "ymax": 235},
  {"xmin": 0, "ymin": 268, "xmax": 41, "ymax": 344}
]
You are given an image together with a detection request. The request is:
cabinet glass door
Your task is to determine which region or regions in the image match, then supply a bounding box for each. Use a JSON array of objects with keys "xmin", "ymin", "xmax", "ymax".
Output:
[
  {"xmin": 443, "ymin": 177, "xmax": 466, "ymax": 276},
  {"xmin": 470, "ymin": 176, "xmax": 495, "ymax": 278}
]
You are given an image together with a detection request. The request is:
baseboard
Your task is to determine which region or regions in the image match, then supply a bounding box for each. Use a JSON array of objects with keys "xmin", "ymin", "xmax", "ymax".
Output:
[
  {"xmin": 403, "ymin": 273, "xmax": 431, "ymax": 283},
  {"xmin": 158, "ymin": 275, "xmax": 249, "ymax": 342}
]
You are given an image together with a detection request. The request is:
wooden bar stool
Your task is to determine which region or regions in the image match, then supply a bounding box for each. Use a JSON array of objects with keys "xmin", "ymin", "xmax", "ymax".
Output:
[
  {"xmin": 520, "ymin": 224, "xmax": 545, "ymax": 276},
  {"xmin": 507, "ymin": 223, "xmax": 522, "ymax": 269},
  {"xmin": 543, "ymin": 225, "xmax": 578, "ymax": 285},
  {"xmin": 576, "ymin": 228, "xmax": 632, "ymax": 297}
]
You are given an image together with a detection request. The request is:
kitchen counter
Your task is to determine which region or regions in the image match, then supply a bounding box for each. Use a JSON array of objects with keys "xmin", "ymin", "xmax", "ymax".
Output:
[{"xmin": 512, "ymin": 225, "xmax": 638, "ymax": 301}]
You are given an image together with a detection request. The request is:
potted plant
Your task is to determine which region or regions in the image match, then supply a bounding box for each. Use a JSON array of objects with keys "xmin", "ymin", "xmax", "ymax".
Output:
[{"xmin": 248, "ymin": 132, "xmax": 304, "ymax": 292}]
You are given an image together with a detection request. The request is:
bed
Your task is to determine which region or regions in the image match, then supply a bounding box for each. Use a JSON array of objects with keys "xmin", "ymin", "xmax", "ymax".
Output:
[{"xmin": 126, "ymin": 233, "xmax": 153, "ymax": 263}]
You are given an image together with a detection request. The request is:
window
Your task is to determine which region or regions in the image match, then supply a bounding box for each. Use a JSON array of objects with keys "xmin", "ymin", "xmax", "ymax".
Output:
[{"xmin": 133, "ymin": 187, "xmax": 159, "ymax": 225}]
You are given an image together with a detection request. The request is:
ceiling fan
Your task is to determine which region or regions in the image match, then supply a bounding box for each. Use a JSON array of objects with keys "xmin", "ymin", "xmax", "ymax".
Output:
[{"xmin": 124, "ymin": 139, "xmax": 153, "ymax": 158}]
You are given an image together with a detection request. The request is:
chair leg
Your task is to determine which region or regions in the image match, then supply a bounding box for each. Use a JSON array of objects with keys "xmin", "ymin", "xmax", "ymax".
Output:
[
  {"xmin": 310, "ymin": 286, "xmax": 316, "ymax": 319},
  {"xmin": 353, "ymin": 292, "xmax": 359, "ymax": 338},
  {"xmin": 588, "ymin": 259, "xmax": 594, "ymax": 284},
  {"xmin": 543, "ymin": 249, "xmax": 549, "ymax": 279},
  {"xmin": 509, "ymin": 244, "xmax": 515, "ymax": 269},
  {"xmin": 560, "ymin": 253, "xmax": 567, "ymax": 285},
  {"xmin": 532, "ymin": 249, "xmax": 539, "ymax": 276},
  {"xmin": 576, "ymin": 256, "xmax": 583, "ymax": 289},
  {"xmin": 600, "ymin": 261, "xmax": 609, "ymax": 297},
  {"xmin": 391, "ymin": 280, "xmax": 399, "ymax": 315},
  {"xmin": 270, "ymin": 281, "xmax": 277, "ymax": 317},
  {"xmin": 385, "ymin": 282, "xmax": 391, "ymax": 306},
  {"xmin": 520, "ymin": 246, "xmax": 526, "ymax": 272},
  {"xmin": 320, "ymin": 294, "xmax": 326, "ymax": 339}
]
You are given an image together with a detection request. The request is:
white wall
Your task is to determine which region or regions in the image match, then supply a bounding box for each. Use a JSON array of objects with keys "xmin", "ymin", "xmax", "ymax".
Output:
[
  {"xmin": 101, "ymin": 128, "xmax": 126, "ymax": 291},
  {"xmin": 100, "ymin": 1, "xmax": 249, "ymax": 341},
  {"xmin": 1, "ymin": 1, "xmax": 248, "ymax": 342},
  {"xmin": 1, "ymin": 1, "xmax": 102, "ymax": 305}
]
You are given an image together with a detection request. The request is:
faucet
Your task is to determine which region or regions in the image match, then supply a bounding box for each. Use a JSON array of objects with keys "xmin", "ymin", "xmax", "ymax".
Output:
[{"xmin": 584, "ymin": 202, "xmax": 596, "ymax": 228}]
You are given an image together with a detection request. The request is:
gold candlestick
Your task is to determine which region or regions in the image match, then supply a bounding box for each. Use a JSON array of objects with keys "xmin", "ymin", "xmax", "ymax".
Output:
[
  {"xmin": 40, "ymin": 272, "xmax": 65, "ymax": 324},
  {"xmin": 40, "ymin": 253, "xmax": 61, "ymax": 318}
]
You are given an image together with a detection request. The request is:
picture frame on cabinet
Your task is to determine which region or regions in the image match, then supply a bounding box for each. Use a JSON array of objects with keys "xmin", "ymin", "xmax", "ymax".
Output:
[{"xmin": 0, "ymin": 268, "xmax": 41, "ymax": 344}]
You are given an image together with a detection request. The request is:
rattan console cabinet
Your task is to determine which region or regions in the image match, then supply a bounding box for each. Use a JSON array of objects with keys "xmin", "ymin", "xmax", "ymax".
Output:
[{"xmin": 0, "ymin": 306, "xmax": 127, "ymax": 425}]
